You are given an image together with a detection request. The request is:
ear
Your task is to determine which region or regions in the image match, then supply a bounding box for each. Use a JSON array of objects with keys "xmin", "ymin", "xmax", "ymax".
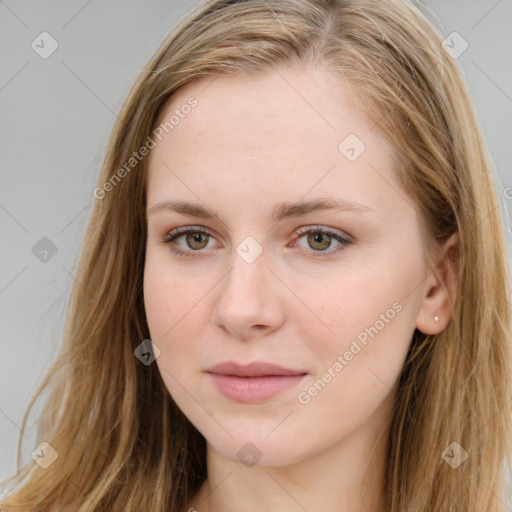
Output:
[{"xmin": 415, "ymin": 232, "xmax": 459, "ymax": 335}]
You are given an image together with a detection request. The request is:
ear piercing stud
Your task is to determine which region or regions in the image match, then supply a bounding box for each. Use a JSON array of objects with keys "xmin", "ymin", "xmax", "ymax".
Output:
[{"xmin": 434, "ymin": 315, "xmax": 439, "ymax": 322}]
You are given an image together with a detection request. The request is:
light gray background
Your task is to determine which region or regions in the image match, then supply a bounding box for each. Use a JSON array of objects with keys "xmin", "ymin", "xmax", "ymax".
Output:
[{"xmin": 1, "ymin": 0, "xmax": 512, "ymax": 502}]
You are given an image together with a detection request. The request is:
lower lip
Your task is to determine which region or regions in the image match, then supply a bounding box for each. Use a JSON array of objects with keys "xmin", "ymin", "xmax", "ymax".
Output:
[{"xmin": 207, "ymin": 373, "xmax": 307, "ymax": 403}]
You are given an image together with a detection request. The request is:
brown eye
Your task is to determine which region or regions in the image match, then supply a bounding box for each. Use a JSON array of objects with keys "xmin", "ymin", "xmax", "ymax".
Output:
[
  {"xmin": 293, "ymin": 226, "xmax": 351, "ymax": 259},
  {"xmin": 162, "ymin": 227, "xmax": 215, "ymax": 259},
  {"xmin": 184, "ymin": 232, "xmax": 210, "ymax": 250},
  {"xmin": 306, "ymin": 231, "xmax": 332, "ymax": 251},
  {"xmin": 162, "ymin": 225, "xmax": 351, "ymax": 260}
]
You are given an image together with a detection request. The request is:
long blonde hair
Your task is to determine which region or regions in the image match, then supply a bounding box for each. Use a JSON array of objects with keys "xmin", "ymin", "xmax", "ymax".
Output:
[{"xmin": 2, "ymin": 0, "xmax": 511, "ymax": 510}]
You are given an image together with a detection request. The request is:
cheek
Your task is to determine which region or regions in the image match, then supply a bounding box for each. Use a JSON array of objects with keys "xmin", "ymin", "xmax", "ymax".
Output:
[
  {"xmin": 306, "ymin": 258, "xmax": 415, "ymax": 378},
  {"xmin": 143, "ymin": 257, "xmax": 206, "ymax": 402},
  {"xmin": 143, "ymin": 256, "xmax": 195, "ymax": 361},
  {"xmin": 143, "ymin": 251, "xmax": 196, "ymax": 335},
  {"xmin": 306, "ymin": 270, "xmax": 391, "ymax": 344},
  {"xmin": 143, "ymin": 251, "xmax": 217, "ymax": 366},
  {"xmin": 143, "ymin": 261, "xmax": 173, "ymax": 338},
  {"xmin": 296, "ymin": 292, "xmax": 411, "ymax": 435}
]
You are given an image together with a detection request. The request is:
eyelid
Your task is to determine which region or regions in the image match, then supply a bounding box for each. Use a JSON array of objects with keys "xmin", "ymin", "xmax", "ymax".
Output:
[
  {"xmin": 160, "ymin": 224, "xmax": 352, "ymax": 259},
  {"xmin": 290, "ymin": 225, "xmax": 351, "ymax": 258},
  {"xmin": 294, "ymin": 224, "xmax": 352, "ymax": 242}
]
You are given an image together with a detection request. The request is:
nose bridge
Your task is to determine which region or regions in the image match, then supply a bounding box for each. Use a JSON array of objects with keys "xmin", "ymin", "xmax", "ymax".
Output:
[
  {"xmin": 212, "ymin": 234, "xmax": 284, "ymax": 337},
  {"xmin": 224, "ymin": 235, "xmax": 269, "ymax": 302}
]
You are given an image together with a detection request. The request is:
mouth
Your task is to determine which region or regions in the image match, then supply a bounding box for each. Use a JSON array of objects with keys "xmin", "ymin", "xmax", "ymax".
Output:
[{"xmin": 205, "ymin": 361, "xmax": 308, "ymax": 403}]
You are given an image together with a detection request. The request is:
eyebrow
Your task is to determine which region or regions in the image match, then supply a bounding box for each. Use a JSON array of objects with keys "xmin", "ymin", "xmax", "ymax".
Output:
[{"xmin": 146, "ymin": 197, "xmax": 378, "ymax": 221}]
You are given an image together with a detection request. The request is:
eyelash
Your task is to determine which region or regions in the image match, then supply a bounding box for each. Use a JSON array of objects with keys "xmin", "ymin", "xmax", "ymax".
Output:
[{"xmin": 160, "ymin": 225, "xmax": 352, "ymax": 260}]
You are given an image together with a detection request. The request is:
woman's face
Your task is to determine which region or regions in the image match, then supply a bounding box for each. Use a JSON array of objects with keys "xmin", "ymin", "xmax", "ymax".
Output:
[{"xmin": 143, "ymin": 65, "xmax": 432, "ymax": 466}]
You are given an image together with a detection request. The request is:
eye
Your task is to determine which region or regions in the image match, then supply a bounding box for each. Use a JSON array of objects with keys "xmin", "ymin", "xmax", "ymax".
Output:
[
  {"xmin": 292, "ymin": 225, "xmax": 351, "ymax": 258},
  {"xmin": 161, "ymin": 226, "xmax": 215, "ymax": 259},
  {"xmin": 160, "ymin": 225, "xmax": 351, "ymax": 259}
]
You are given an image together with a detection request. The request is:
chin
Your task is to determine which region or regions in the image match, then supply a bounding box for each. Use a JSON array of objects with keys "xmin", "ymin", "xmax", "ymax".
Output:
[{"xmin": 204, "ymin": 426, "xmax": 312, "ymax": 468}]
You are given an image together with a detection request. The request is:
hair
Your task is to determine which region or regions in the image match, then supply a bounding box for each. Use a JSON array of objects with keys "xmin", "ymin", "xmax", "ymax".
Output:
[{"xmin": 2, "ymin": 0, "xmax": 511, "ymax": 510}]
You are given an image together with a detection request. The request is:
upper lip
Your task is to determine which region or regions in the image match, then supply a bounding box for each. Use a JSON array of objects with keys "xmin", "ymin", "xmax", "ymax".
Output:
[{"xmin": 206, "ymin": 361, "xmax": 307, "ymax": 377}]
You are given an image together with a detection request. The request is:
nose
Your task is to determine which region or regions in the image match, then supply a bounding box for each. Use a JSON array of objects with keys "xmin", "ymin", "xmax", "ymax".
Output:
[{"xmin": 211, "ymin": 246, "xmax": 285, "ymax": 340}]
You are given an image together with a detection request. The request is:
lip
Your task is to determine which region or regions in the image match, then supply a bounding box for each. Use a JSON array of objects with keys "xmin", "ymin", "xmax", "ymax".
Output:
[
  {"xmin": 206, "ymin": 361, "xmax": 308, "ymax": 403},
  {"xmin": 207, "ymin": 361, "xmax": 306, "ymax": 377}
]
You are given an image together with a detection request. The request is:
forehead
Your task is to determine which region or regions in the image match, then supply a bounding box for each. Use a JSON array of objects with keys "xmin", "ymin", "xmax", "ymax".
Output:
[
  {"xmin": 155, "ymin": 66, "xmax": 368, "ymax": 151},
  {"xmin": 146, "ymin": 66, "xmax": 403, "ymax": 221}
]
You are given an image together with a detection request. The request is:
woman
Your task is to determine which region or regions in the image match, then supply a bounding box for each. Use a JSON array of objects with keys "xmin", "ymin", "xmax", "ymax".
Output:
[{"xmin": 2, "ymin": 0, "xmax": 511, "ymax": 510}]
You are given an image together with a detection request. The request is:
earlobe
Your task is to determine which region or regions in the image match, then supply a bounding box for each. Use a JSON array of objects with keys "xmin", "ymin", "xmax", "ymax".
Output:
[{"xmin": 415, "ymin": 232, "xmax": 459, "ymax": 335}]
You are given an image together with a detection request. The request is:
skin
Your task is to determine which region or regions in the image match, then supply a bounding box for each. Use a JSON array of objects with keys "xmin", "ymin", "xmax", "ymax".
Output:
[{"xmin": 143, "ymin": 64, "xmax": 458, "ymax": 512}]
